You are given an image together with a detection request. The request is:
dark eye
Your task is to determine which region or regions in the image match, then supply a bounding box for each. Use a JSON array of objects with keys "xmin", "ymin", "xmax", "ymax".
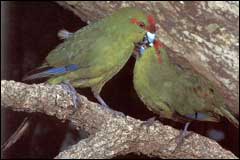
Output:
[{"xmin": 138, "ymin": 22, "xmax": 145, "ymax": 27}]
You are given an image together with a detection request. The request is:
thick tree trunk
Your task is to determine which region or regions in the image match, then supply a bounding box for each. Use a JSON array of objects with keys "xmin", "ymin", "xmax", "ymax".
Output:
[{"xmin": 1, "ymin": 80, "xmax": 238, "ymax": 159}]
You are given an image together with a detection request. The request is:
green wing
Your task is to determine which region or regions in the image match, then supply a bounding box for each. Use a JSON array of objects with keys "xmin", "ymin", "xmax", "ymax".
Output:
[
  {"xmin": 45, "ymin": 8, "xmax": 148, "ymax": 88},
  {"xmin": 134, "ymin": 47, "xmax": 216, "ymax": 114},
  {"xmin": 134, "ymin": 47, "xmax": 236, "ymax": 124}
]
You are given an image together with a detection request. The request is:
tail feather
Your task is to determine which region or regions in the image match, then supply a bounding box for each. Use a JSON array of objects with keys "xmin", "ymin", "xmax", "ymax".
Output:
[
  {"xmin": 22, "ymin": 64, "xmax": 79, "ymax": 81},
  {"xmin": 217, "ymin": 106, "xmax": 239, "ymax": 128},
  {"xmin": 22, "ymin": 70, "xmax": 53, "ymax": 81}
]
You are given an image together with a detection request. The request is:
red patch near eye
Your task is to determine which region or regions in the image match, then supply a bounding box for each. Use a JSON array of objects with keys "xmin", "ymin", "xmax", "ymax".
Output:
[
  {"xmin": 130, "ymin": 18, "xmax": 139, "ymax": 24},
  {"xmin": 154, "ymin": 39, "xmax": 163, "ymax": 64},
  {"xmin": 154, "ymin": 39, "xmax": 161, "ymax": 50},
  {"xmin": 130, "ymin": 16, "xmax": 157, "ymax": 33},
  {"xmin": 156, "ymin": 51, "xmax": 162, "ymax": 64},
  {"xmin": 131, "ymin": 18, "xmax": 146, "ymax": 30}
]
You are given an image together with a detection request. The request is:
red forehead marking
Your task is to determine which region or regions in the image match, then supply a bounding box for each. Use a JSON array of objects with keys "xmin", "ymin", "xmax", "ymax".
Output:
[
  {"xmin": 130, "ymin": 16, "xmax": 162, "ymax": 64},
  {"xmin": 146, "ymin": 15, "xmax": 157, "ymax": 33},
  {"xmin": 148, "ymin": 15, "xmax": 156, "ymax": 25}
]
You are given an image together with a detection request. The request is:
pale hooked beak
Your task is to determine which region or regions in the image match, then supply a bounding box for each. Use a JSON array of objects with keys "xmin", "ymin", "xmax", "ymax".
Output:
[
  {"xmin": 146, "ymin": 32, "xmax": 156, "ymax": 47},
  {"xmin": 139, "ymin": 32, "xmax": 156, "ymax": 55}
]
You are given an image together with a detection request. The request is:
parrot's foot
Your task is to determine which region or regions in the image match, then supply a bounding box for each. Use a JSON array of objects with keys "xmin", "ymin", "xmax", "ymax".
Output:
[
  {"xmin": 93, "ymin": 93, "xmax": 125, "ymax": 117},
  {"xmin": 94, "ymin": 93, "xmax": 109, "ymax": 108},
  {"xmin": 61, "ymin": 81, "xmax": 81, "ymax": 109},
  {"xmin": 173, "ymin": 122, "xmax": 193, "ymax": 151},
  {"xmin": 141, "ymin": 117, "xmax": 156, "ymax": 127},
  {"xmin": 58, "ymin": 29, "xmax": 73, "ymax": 40}
]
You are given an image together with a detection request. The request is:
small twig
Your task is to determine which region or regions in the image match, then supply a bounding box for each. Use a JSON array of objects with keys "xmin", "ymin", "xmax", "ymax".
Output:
[{"xmin": 1, "ymin": 116, "xmax": 31, "ymax": 151}]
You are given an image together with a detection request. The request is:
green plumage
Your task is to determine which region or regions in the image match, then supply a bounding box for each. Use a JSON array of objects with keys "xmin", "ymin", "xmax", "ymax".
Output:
[
  {"xmin": 24, "ymin": 8, "xmax": 150, "ymax": 104},
  {"xmin": 133, "ymin": 47, "xmax": 239, "ymax": 127}
]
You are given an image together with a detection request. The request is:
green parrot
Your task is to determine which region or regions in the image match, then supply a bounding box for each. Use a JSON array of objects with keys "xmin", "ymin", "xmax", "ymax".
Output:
[
  {"xmin": 133, "ymin": 41, "xmax": 239, "ymax": 128},
  {"xmin": 23, "ymin": 7, "xmax": 157, "ymax": 108}
]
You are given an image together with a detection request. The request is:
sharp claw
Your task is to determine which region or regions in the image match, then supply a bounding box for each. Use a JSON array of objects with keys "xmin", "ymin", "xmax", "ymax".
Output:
[
  {"xmin": 92, "ymin": 92, "xmax": 125, "ymax": 117},
  {"xmin": 92, "ymin": 91, "xmax": 125, "ymax": 117},
  {"xmin": 93, "ymin": 92, "xmax": 109, "ymax": 108},
  {"xmin": 174, "ymin": 130, "xmax": 192, "ymax": 153},
  {"xmin": 61, "ymin": 81, "xmax": 81, "ymax": 109},
  {"xmin": 173, "ymin": 122, "xmax": 192, "ymax": 152}
]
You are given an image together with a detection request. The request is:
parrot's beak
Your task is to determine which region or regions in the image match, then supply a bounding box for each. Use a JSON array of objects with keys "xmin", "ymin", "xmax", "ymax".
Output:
[
  {"xmin": 146, "ymin": 32, "xmax": 156, "ymax": 46},
  {"xmin": 132, "ymin": 32, "xmax": 157, "ymax": 59}
]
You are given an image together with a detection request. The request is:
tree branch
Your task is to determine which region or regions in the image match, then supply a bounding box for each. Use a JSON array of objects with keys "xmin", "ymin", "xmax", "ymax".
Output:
[{"xmin": 1, "ymin": 80, "xmax": 237, "ymax": 159}]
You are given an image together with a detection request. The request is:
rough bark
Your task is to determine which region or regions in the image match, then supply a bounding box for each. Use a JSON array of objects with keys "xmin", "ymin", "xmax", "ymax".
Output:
[
  {"xmin": 56, "ymin": 1, "xmax": 239, "ymax": 115},
  {"xmin": 1, "ymin": 80, "xmax": 238, "ymax": 159}
]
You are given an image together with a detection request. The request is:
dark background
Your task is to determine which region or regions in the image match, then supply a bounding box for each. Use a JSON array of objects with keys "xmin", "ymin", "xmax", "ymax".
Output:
[{"xmin": 1, "ymin": 1, "xmax": 239, "ymax": 158}]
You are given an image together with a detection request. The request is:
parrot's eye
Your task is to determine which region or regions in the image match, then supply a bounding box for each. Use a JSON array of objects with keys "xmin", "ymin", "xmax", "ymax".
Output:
[
  {"xmin": 134, "ymin": 32, "xmax": 156, "ymax": 57},
  {"xmin": 131, "ymin": 16, "xmax": 157, "ymax": 33},
  {"xmin": 138, "ymin": 22, "xmax": 145, "ymax": 28},
  {"xmin": 130, "ymin": 18, "xmax": 146, "ymax": 29}
]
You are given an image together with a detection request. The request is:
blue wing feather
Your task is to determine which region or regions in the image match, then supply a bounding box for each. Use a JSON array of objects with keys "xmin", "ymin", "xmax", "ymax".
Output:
[{"xmin": 22, "ymin": 64, "xmax": 79, "ymax": 81}]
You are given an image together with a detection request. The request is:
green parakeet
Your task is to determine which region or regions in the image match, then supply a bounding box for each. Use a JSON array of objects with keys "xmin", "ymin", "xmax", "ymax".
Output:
[
  {"xmin": 23, "ymin": 7, "xmax": 157, "ymax": 107},
  {"xmin": 133, "ymin": 41, "xmax": 239, "ymax": 127}
]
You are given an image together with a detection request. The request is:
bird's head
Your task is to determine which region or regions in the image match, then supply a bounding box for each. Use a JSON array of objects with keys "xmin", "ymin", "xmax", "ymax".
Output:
[{"xmin": 129, "ymin": 11, "xmax": 163, "ymax": 64}]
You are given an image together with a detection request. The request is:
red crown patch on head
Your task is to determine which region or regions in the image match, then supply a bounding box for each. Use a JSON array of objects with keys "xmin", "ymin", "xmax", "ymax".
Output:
[
  {"xmin": 130, "ymin": 15, "xmax": 162, "ymax": 64},
  {"xmin": 148, "ymin": 15, "xmax": 156, "ymax": 26},
  {"xmin": 146, "ymin": 15, "xmax": 156, "ymax": 33}
]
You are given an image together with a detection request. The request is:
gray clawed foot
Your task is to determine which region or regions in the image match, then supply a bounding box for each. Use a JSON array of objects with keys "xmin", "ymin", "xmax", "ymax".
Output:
[
  {"xmin": 94, "ymin": 93, "xmax": 125, "ymax": 117},
  {"xmin": 173, "ymin": 122, "xmax": 192, "ymax": 152},
  {"xmin": 61, "ymin": 81, "xmax": 81, "ymax": 109},
  {"xmin": 175, "ymin": 129, "xmax": 192, "ymax": 147},
  {"xmin": 93, "ymin": 93, "xmax": 109, "ymax": 108}
]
